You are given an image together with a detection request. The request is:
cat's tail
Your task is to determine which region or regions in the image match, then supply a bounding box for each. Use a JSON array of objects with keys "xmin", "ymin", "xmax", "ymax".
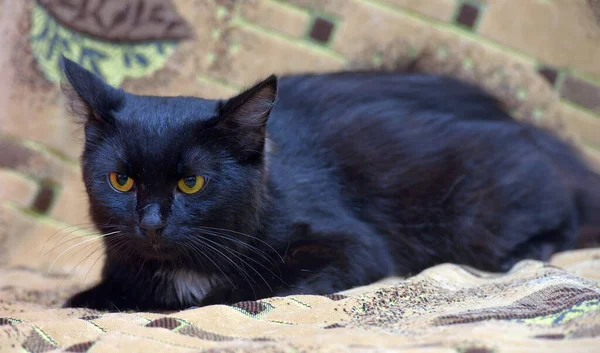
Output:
[{"xmin": 529, "ymin": 126, "xmax": 600, "ymax": 248}]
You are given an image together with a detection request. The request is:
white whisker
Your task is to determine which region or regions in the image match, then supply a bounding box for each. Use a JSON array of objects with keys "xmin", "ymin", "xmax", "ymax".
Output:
[{"xmin": 47, "ymin": 231, "xmax": 120, "ymax": 274}]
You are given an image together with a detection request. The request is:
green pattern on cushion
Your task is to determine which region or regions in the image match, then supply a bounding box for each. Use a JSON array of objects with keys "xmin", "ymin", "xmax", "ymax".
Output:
[
  {"xmin": 29, "ymin": 3, "xmax": 177, "ymax": 87},
  {"xmin": 519, "ymin": 299, "xmax": 600, "ymax": 325}
]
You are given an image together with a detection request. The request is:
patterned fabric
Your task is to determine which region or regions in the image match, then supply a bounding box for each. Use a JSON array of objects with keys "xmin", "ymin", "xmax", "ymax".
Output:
[
  {"xmin": 29, "ymin": 0, "xmax": 190, "ymax": 86},
  {"xmin": 0, "ymin": 249, "xmax": 599, "ymax": 352}
]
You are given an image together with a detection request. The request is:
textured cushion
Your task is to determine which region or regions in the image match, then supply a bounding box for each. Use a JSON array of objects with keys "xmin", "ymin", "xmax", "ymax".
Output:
[{"xmin": 1, "ymin": 249, "xmax": 599, "ymax": 352}]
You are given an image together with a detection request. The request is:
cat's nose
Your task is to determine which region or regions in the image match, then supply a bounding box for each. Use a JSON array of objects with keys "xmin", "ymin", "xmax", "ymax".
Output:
[
  {"xmin": 139, "ymin": 204, "xmax": 165, "ymax": 238},
  {"xmin": 140, "ymin": 218, "xmax": 165, "ymax": 238}
]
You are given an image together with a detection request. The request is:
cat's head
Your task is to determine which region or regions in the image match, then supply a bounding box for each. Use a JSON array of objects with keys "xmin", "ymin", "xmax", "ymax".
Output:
[{"xmin": 60, "ymin": 57, "xmax": 277, "ymax": 264}]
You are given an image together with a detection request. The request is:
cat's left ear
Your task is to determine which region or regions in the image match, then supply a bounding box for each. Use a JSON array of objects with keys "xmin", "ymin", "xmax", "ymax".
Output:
[{"xmin": 216, "ymin": 75, "xmax": 278, "ymax": 160}]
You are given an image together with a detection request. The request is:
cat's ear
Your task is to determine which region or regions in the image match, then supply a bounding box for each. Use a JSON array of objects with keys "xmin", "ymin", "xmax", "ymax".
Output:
[
  {"xmin": 60, "ymin": 56, "xmax": 124, "ymax": 125},
  {"xmin": 216, "ymin": 75, "xmax": 278, "ymax": 159}
]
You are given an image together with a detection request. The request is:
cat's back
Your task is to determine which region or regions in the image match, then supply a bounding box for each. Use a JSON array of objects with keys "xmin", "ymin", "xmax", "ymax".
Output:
[
  {"xmin": 270, "ymin": 71, "xmax": 508, "ymax": 125},
  {"xmin": 267, "ymin": 71, "xmax": 512, "ymax": 156},
  {"xmin": 266, "ymin": 71, "xmax": 515, "ymax": 172}
]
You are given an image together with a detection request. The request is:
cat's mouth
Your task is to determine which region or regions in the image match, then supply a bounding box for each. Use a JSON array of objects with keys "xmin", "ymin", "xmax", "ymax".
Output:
[{"xmin": 133, "ymin": 238, "xmax": 176, "ymax": 260}]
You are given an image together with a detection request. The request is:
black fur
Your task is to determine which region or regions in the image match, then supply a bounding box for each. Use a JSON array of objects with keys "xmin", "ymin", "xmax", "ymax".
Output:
[{"xmin": 59, "ymin": 57, "xmax": 600, "ymax": 311}]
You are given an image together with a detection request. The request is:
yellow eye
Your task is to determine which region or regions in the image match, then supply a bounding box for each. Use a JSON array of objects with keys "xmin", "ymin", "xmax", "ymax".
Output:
[
  {"xmin": 109, "ymin": 172, "xmax": 134, "ymax": 192},
  {"xmin": 177, "ymin": 176, "xmax": 205, "ymax": 194}
]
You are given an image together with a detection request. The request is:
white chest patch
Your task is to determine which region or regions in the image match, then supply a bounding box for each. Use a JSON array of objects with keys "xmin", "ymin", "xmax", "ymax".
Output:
[{"xmin": 154, "ymin": 270, "xmax": 217, "ymax": 305}]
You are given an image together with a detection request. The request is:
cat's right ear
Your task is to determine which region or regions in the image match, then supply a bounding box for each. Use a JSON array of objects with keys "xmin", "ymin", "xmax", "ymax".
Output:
[{"xmin": 60, "ymin": 56, "xmax": 124, "ymax": 125}]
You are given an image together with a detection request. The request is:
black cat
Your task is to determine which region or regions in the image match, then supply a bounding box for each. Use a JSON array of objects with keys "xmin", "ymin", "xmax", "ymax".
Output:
[{"xmin": 59, "ymin": 56, "xmax": 600, "ymax": 311}]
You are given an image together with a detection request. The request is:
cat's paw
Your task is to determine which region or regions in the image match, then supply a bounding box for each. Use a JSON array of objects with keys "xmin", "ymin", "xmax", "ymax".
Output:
[
  {"xmin": 63, "ymin": 290, "xmax": 103, "ymax": 309},
  {"xmin": 63, "ymin": 284, "xmax": 119, "ymax": 311}
]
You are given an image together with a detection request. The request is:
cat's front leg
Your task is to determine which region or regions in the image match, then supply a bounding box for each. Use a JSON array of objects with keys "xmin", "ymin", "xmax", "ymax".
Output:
[
  {"xmin": 63, "ymin": 281, "xmax": 131, "ymax": 311},
  {"xmin": 275, "ymin": 265, "xmax": 353, "ymax": 297},
  {"xmin": 275, "ymin": 236, "xmax": 396, "ymax": 297}
]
